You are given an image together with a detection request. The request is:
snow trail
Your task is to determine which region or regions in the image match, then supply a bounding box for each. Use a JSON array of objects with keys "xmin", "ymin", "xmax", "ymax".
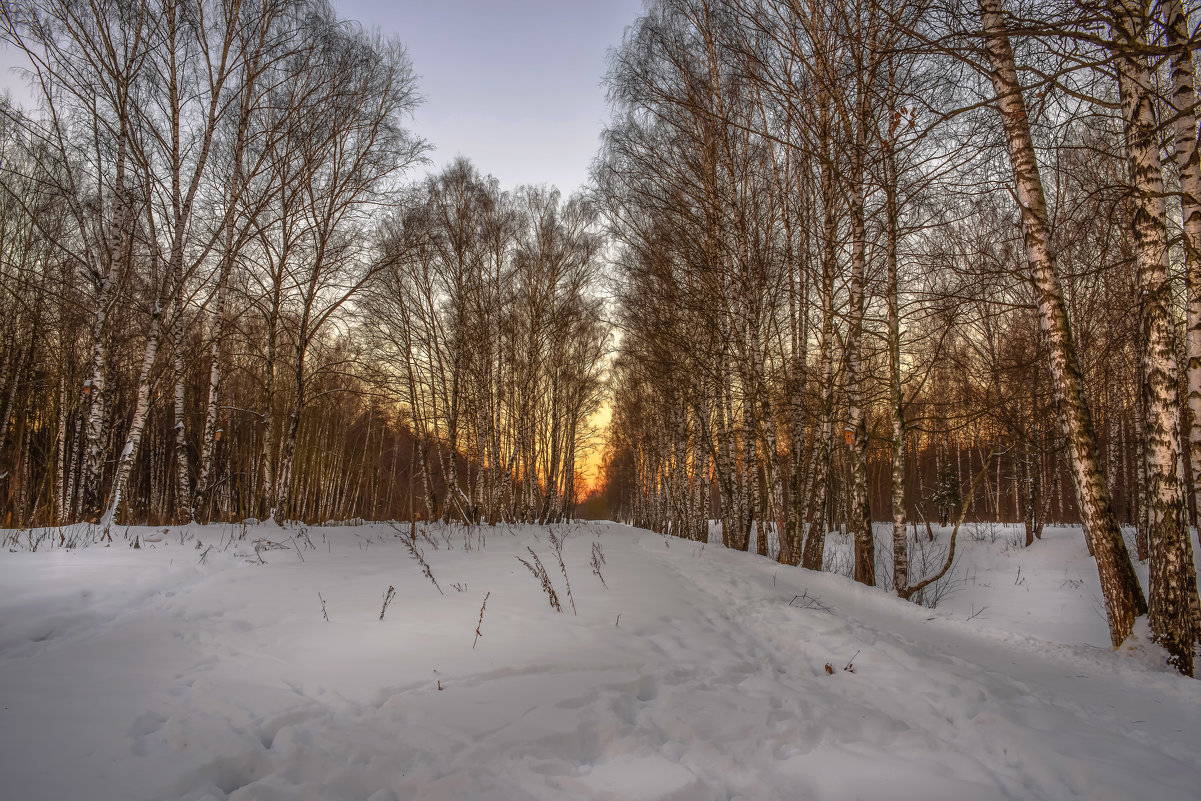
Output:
[{"xmin": 0, "ymin": 521, "xmax": 1197, "ymax": 800}]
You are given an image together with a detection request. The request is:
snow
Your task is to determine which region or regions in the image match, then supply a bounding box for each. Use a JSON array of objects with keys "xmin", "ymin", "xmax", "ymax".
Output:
[{"xmin": 0, "ymin": 520, "xmax": 1198, "ymax": 800}]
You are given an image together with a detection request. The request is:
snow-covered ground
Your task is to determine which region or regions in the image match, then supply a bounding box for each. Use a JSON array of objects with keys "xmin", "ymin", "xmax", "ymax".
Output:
[{"xmin": 0, "ymin": 520, "xmax": 1197, "ymax": 800}]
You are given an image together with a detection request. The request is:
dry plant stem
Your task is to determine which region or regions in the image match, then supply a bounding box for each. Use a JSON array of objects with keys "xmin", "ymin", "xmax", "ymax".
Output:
[
  {"xmin": 473, "ymin": 592, "xmax": 490, "ymax": 649},
  {"xmin": 549, "ymin": 529, "xmax": 577, "ymax": 615},
  {"xmin": 392, "ymin": 523, "xmax": 443, "ymax": 594},
  {"xmin": 516, "ymin": 548, "xmax": 562, "ymax": 612},
  {"xmin": 379, "ymin": 585, "xmax": 396, "ymax": 620},
  {"xmin": 591, "ymin": 541, "xmax": 608, "ymax": 588}
]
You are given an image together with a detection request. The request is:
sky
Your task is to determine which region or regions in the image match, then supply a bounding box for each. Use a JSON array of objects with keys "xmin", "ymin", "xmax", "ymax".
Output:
[
  {"xmin": 2, "ymin": 1, "xmax": 645, "ymax": 195},
  {"xmin": 336, "ymin": 0, "xmax": 645, "ymax": 195}
]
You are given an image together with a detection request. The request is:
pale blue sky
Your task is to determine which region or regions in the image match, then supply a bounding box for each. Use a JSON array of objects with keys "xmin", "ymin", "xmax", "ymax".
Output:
[
  {"xmin": 336, "ymin": 0, "xmax": 644, "ymax": 195},
  {"xmin": 0, "ymin": 1, "xmax": 645, "ymax": 196}
]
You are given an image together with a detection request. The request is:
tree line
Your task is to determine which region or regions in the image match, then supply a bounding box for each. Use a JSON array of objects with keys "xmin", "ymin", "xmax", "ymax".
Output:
[
  {"xmin": 595, "ymin": 0, "xmax": 1201, "ymax": 674},
  {"xmin": 0, "ymin": 1, "xmax": 607, "ymax": 531}
]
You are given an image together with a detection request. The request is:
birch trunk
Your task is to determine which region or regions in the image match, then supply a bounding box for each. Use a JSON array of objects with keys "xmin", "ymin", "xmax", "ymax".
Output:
[
  {"xmin": 172, "ymin": 314, "xmax": 190, "ymax": 521},
  {"xmin": 53, "ymin": 376, "xmax": 69, "ymax": 524},
  {"xmin": 81, "ymin": 135, "xmax": 129, "ymax": 520},
  {"xmin": 885, "ymin": 154, "xmax": 908, "ymax": 593},
  {"xmin": 801, "ymin": 147, "xmax": 838, "ymax": 572},
  {"xmin": 714, "ymin": 359, "xmax": 737, "ymax": 548},
  {"xmin": 103, "ymin": 305, "xmax": 165, "ymax": 527},
  {"xmin": 730, "ymin": 351, "xmax": 750, "ymax": 551},
  {"xmin": 260, "ymin": 315, "xmax": 279, "ymax": 518},
  {"xmin": 784, "ymin": 275, "xmax": 806, "ymax": 564},
  {"xmin": 193, "ymin": 237, "xmax": 232, "ymax": 521},
  {"xmin": 274, "ymin": 347, "xmax": 305, "ymax": 522},
  {"xmin": 66, "ymin": 401, "xmax": 84, "ymax": 521},
  {"xmin": 1112, "ymin": 0, "xmax": 1198, "ymax": 674},
  {"xmin": 1166, "ymin": 0, "xmax": 1201, "ymax": 531},
  {"xmin": 81, "ymin": 295, "xmax": 116, "ymax": 518},
  {"xmin": 784, "ymin": 222, "xmax": 810, "ymax": 565},
  {"xmin": 1134, "ymin": 373, "xmax": 1150, "ymax": 559},
  {"xmin": 847, "ymin": 148, "xmax": 875, "ymax": 587},
  {"xmin": 0, "ymin": 343, "xmax": 22, "ymax": 448},
  {"xmin": 752, "ymin": 332, "xmax": 784, "ymax": 558},
  {"xmin": 155, "ymin": 0, "xmax": 235, "ymax": 524},
  {"xmin": 977, "ymin": 0, "xmax": 1146, "ymax": 646}
]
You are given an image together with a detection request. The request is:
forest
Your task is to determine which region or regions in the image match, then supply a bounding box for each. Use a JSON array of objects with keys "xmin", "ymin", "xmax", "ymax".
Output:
[
  {"xmin": 0, "ymin": 0, "xmax": 609, "ymax": 533},
  {"xmin": 1, "ymin": 0, "xmax": 1200, "ymax": 679}
]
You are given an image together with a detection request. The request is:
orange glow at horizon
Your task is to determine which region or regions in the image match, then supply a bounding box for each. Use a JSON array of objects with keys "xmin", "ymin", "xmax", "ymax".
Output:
[{"xmin": 578, "ymin": 401, "xmax": 612, "ymax": 496}]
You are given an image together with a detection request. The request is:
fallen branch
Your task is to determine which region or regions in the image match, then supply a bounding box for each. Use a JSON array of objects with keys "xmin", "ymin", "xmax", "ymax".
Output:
[
  {"xmin": 898, "ymin": 449, "xmax": 1001, "ymax": 602},
  {"xmin": 789, "ymin": 590, "xmax": 832, "ymax": 613}
]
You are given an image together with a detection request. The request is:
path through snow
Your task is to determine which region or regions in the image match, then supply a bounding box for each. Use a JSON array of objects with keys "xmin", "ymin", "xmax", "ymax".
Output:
[{"xmin": 0, "ymin": 521, "xmax": 1197, "ymax": 800}]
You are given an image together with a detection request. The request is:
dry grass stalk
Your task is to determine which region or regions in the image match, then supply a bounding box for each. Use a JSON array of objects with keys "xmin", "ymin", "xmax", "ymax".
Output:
[
  {"xmin": 473, "ymin": 592, "xmax": 490, "ymax": 649},
  {"xmin": 397, "ymin": 527, "xmax": 443, "ymax": 595},
  {"xmin": 590, "ymin": 541, "xmax": 608, "ymax": 588},
  {"xmin": 516, "ymin": 547, "xmax": 562, "ymax": 612},
  {"xmin": 379, "ymin": 585, "xmax": 396, "ymax": 620},
  {"xmin": 548, "ymin": 529, "xmax": 577, "ymax": 615}
]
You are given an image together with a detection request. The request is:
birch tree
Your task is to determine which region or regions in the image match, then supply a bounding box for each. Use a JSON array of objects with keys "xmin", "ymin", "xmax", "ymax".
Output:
[
  {"xmin": 971, "ymin": 0, "xmax": 1146, "ymax": 646},
  {"xmin": 1109, "ymin": 0, "xmax": 1197, "ymax": 673}
]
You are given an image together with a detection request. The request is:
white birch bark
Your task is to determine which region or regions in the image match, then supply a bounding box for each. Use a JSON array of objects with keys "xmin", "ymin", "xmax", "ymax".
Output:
[
  {"xmin": 53, "ymin": 375, "xmax": 69, "ymax": 524},
  {"xmin": 977, "ymin": 0, "xmax": 1146, "ymax": 646},
  {"xmin": 80, "ymin": 155, "xmax": 126, "ymax": 519},
  {"xmin": 1112, "ymin": 0, "xmax": 1198, "ymax": 673},
  {"xmin": 1166, "ymin": 0, "xmax": 1201, "ymax": 532},
  {"xmin": 847, "ymin": 144, "xmax": 875, "ymax": 587},
  {"xmin": 103, "ymin": 305, "xmax": 165, "ymax": 527},
  {"xmin": 801, "ymin": 142, "xmax": 838, "ymax": 572},
  {"xmin": 885, "ymin": 150, "xmax": 908, "ymax": 593}
]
